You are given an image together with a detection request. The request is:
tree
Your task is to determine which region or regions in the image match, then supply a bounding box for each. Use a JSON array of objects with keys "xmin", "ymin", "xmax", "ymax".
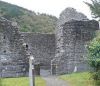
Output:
[
  {"xmin": 87, "ymin": 37, "xmax": 100, "ymax": 85},
  {"xmin": 85, "ymin": 0, "xmax": 100, "ymax": 20}
]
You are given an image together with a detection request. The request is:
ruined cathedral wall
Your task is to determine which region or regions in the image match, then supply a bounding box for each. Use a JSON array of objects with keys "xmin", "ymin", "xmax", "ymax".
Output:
[
  {"xmin": 0, "ymin": 17, "xmax": 28, "ymax": 77},
  {"xmin": 53, "ymin": 8, "xmax": 100, "ymax": 74},
  {"xmin": 56, "ymin": 20, "xmax": 99, "ymax": 74},
  {"xmin": 21, "ymin": 32, "xmax": 55, "ymax": 67}
]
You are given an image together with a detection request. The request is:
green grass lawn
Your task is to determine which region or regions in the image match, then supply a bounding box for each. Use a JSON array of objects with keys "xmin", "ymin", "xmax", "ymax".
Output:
[
  {"xmin": 0, "ymin": 76, "xmax": 46, "ymax": 86},
  {"xmin": 59, "ymin": 72, "xmax": 96, "ymax": 86}
]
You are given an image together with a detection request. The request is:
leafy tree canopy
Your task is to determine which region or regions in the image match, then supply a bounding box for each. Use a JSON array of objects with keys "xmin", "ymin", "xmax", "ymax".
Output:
[{"xmin": 85, "ymin": 0, "xmax": 100, "ymax": 20}]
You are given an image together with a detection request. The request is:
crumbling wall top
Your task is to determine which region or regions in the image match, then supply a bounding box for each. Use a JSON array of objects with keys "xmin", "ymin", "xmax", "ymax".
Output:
[
  {"xmin": 57, "ymin": 7, "xmax": 88, "ymax": 26},
  {"xmin": 63, "ymin": 20, "xmax": 99, "ymax": 31}
]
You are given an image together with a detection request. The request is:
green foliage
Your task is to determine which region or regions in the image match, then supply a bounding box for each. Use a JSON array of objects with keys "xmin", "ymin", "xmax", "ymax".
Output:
[
  {"xmin": 0, "ymin": 1, "xmax": 24, "ymax": 19},
  {"xmin": 0, "ymin": 1, "xmax": 57, "ymax": 33},
  {"xmin": 0, "ymin": 77, "xmax": 46, "ymax": 86},
  {"xmin": 59, "ymin": 72, "xmax": 95, "ymax": 86},
  {"xmin": 87, "ymin": 37, "xmax": 100, "ymax": 69},
  {"xmin": 85, "ymin": 0, "xmax": 100, "ymax": 20},
  {"xmin": 87, "ymin": 37, "xmax": 100, "ymax": 85}
]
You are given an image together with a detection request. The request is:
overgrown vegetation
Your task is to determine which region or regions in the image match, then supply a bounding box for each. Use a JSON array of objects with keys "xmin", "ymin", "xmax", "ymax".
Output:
[
  {"xmin": 0, "ymin": 1, "xmax": 58, "ymax": 33},
  {"xmin": 85, "ymin": 0, "xmax": 100, "ymax": 20},
  {"xmin": 85, "ymin": 0, "xmax": 100, "ymax": 85},
  {"xmin": 59, "ymin": 72, "xmax": 95, "ymax": 86},
  {"xmin": 87, "ymin": 37, "xmax": 100, "ymax": 86},
  {"xmin": 0, "ymin": 77, "xmax": 46, "ymax": 86}
]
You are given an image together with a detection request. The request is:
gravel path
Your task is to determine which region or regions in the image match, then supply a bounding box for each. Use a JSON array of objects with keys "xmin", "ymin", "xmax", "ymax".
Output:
[{"xmin": 43, "ymin": 76, "xmax": 69, "ymax": 86}]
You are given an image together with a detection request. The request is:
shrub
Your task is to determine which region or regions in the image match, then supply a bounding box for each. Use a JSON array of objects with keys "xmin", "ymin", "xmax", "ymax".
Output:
[{"xmin": 87, "ymin": 37, "xmax": 100, "ymax": 85}]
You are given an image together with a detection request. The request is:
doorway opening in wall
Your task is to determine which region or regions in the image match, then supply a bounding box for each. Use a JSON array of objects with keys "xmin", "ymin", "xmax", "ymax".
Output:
[{"xmin": 35, "ymin": 63, "xmax": 51, "ymax": 76}]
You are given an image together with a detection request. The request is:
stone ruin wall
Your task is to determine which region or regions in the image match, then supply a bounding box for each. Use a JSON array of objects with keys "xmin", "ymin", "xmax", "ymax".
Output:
[
  {"xmin": 21, "ymin": 32, "xmax": 55, "ymax": 69},
  {"xmin": 0, "ymin": 16, "xmax": 55, "ymax": 77},
  {"xmin": 55, "ymin": 20, "xmax": 99, "ymax": 74},
  {"xmin": 54, "ymin": 8, "xmax": 99, "ymax": 74},
  {"xmin": 55, "ymin": 8, "xmax": 88, "ymax": 57},
  {"xmin": 0, "ymin": 7, "xmax": 99, "ymax": 77},
  {"xmin": 0, "ymin": 17, "xmax": 29, "ymax": 77}
]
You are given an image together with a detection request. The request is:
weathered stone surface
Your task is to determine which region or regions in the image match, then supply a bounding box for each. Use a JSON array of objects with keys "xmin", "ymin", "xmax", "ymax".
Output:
[
  {"xmin": 0, "ymin": 17, "xmax": 28, "ymax": 77},
  {"xmin": 54, "ymin": 20, "xmax": 99, "ymax": 74},
  {"xmin": 0, "ymin": 17, "xmax": 55, "ymax": 77},
  {"xmin": 0, "ymin": 7, "xmax": 99, "ymax": 77},
  {"xmin": 21, "ymin": 32, "xmax": 55, "ymax": 67},
  {"xmin": 53, "ymin": 8, "xmax": 99, "ymax": 75},
  {"xmin": 58, "ymin": 7, "xmax": 88, "ymax": 25}
]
